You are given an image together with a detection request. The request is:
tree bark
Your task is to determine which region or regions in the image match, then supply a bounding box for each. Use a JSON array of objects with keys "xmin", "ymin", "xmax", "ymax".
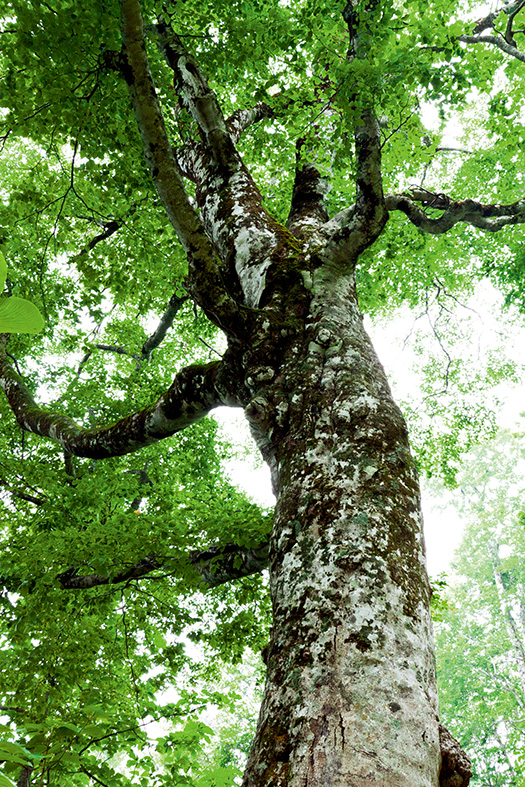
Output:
[{"xmin": 241, "ymin": 266, "xmax": 441, "ymax": 785}]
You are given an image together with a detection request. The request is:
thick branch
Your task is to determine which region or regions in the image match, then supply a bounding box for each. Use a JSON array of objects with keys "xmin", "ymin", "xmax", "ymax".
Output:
[
  {"xmin": 174, "ymin": 103, "xmax": 273, "ymax": 181},
  {"xmin": 154, "ymin": 21, "xmax": 237, "ymax": 169},
  {"xmin": 120, "ymin": 0, "xmax": 245, "ymax": 333},
  {"xmin": 58, "ymin": 541, "xmax": 270, "ymax": 590},
  {"xmin": 286, "ymin": 163, "xmax": 330, "ymax": 239},
  {"xmin": 153, "ymin": 19, "xmax": 283, "ymax": 311},
  {"xmin": 0, "ymin": 335, "xmax": 227, "ymax": 458},
  {"xmin": 189, "ymin": 540, "xmax": 270, "ymax": 588},
  {"xmin": 227, "ymin": 103, "xmax": 274, "ymax": 143},
  {"xmin": 321, "ymin": 111, "xmax": 387, "ymax": 261},
  {"xmin": 354, "ymin": 109, "xmax": 387, "ymax": 231},
  {"xmin": 386, "ymin": 190, "xmax": 525, "ymax": 233},
  {"xmin": 58, "ymin": 555, "xmax": 163, "ymax": 589},
  {"xmin": 321, "ymin": 7, "xmax": 387, "ymax": 260}
]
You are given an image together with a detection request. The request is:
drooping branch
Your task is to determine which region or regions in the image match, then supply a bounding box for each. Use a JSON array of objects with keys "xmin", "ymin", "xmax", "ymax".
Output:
[
  {"xmin": 120, "ymin": 0, "xmax": 245, "ymax": 333},
  {"xmin": 386, "ymin": 189, "xmax": 525, "ymax": 233},
  {"xmin": 57, "ymin": 540, "xmax": 270, "ymax": 590},
  {"xmin": 0, "ymin": 334, "xmax": 229, "ymax": 459}
]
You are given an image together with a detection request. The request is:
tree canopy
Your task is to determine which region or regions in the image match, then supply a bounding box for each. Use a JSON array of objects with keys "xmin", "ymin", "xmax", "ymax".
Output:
[{"xmin": 1, "ymin": 0, "xmax": 525, "ymax": 784}]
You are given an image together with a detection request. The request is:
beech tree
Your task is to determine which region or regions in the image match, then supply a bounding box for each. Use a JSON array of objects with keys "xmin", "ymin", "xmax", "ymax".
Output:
[{"xmin": 1, "ymin": 0, "xmax": 525, "ymax": 784}]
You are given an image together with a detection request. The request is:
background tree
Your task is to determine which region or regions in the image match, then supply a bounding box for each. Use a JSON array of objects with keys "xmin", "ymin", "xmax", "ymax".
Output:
[
  {"xmin": 435, "ymin": 432, "xmax": 525, "ymax": 787},
  {"xmin": 1, "ymin": 0, "xmax": 525, "ymax": 785}
]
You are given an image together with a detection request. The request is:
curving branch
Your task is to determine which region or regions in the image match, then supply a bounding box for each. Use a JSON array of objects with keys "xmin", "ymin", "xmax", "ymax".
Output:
[
  {"xmin": 0, "ymin": 334, "xmax": 229, "ymax": 459},
  {"xmin": 386, "ymin": 189, "xmax": 525, "ymax": 233},
  {"xmin": 57, "ymin": 540, "xmax": 270, "ymax": 591}
]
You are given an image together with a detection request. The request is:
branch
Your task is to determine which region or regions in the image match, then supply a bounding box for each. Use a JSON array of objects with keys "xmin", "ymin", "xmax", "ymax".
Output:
[
  {"xmin": 153, "ymin": 21, "xmax": 236, "ymax": 169},
  {"xmin": 140, "ymin": 293, "xmax": 188, "ymax": 360},
  {"xmin": 0, "ymin": 479, "xmax": 46, "ymax": 506},
  {"xmin": 189, "ymin": 540, "xmax": 269, "ymax": 588},
  {"xmin": 385, "ymin": 189, "xmax": 525, "ymax": 233},
  {"xmin": 321, "ymin": 7, "xmax": 388, "ymax": 260},
  {"xmin": 120, "ymin": 0, "xmax": 245, "ymax": 333},
  {"xmin": 458, "ymin": 33, "xmax": 525, "ymax": 63},
  {"xmin": 0, "ymin": 335, "xmax": 228, "ymax": 459},
  {"xmin": 458, "ymin": 0, "xmax": 525, "ymax": 61},
  {"xmin": 322, "ymin": 110, "xmax": 388, "ymax": 260},
  {"xmin": 227, "ymin": 103, "xmax": 274, "ymax": 143},
  {"xmin": 354, "ymin": 109, "xmax": 388, "ymax": 234},
  {"xmin": 152, "ymin": 19, "xmax": 283, "ymax": 309},
  {"xmin": 58, "ymin": 555, "xmax": 163, "ymax": 589},
  {"xmin": 57, "ymin": 540, "xmax": 270, "ymax": 590},
  {"xmin": 286, "ymin": 140, "xmax": 330, "ymax": 239},
  {"xmin": 173, "ymin": 102, "xmax": 274, "ymax": 182}
]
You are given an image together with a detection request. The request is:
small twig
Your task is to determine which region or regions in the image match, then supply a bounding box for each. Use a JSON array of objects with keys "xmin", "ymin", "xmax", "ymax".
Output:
[{"xmin": 198, "ymin": 336, "xmax": 222, "ymax": 357}]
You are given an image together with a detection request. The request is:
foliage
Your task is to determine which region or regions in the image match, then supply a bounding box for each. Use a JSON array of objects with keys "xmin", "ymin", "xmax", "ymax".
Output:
[
  {"xmin": 435, "ymin": 431, "xmax": 525, "ymax": 786},
  {"xmin": 0, "ymin": 252, "xmax": 43, "ymax": 333},
  {"xmin": 0, "ymin": 0, "xmax": 525, "ymax": 782}
]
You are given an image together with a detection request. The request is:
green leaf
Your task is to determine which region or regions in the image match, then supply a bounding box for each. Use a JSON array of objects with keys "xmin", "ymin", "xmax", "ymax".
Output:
[
  {"xmin": 0, "ymin": 297, "xmax": 44, "ymax": 334},
  {"xmin": 0, "ymin": 774, "xmax": 16, "ymax": 787},
  {"xmin": 0, "ymin": 253, "xmax": 6, "ymax": 292}
]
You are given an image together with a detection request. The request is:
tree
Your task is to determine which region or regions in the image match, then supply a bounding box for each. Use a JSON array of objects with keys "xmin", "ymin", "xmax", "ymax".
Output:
[
  {"xmin": 436, "ymin": 432, "xmax": 525, "ymax": 786},
  {"xmin": 1, "ymin": 0, "xmax": 525, "ymax": 784}
]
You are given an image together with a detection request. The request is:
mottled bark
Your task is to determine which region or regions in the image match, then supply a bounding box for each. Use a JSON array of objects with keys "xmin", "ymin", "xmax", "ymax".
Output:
[
  {"xmin": 1, "ymin": 5, "xmax": 479, "ymax": 785},
  {"xmin": 386, "ymin": 191, "xmax": 525, "ymax": 233},
  {"xmin": 241, "ymin": 266, "xmax": 441, "ymax": 786}
]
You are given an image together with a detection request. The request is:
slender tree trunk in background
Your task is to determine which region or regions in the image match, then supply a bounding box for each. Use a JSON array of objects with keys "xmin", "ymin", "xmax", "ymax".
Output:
[{"xmin": 242, "ymin": 269, "xmax": 440, "ymax": 785}]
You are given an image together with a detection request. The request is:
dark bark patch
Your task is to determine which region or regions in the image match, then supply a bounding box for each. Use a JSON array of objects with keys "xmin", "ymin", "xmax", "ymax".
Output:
[{"xmin": 346, "ymin": 631, "xmax": 373, "ymax": 652}]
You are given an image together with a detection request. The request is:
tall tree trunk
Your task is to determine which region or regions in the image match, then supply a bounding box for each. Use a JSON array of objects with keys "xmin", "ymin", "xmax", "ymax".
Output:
[{"xmin": 243, "ymin": 270, "xmax": 441, "ymax": 786}]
